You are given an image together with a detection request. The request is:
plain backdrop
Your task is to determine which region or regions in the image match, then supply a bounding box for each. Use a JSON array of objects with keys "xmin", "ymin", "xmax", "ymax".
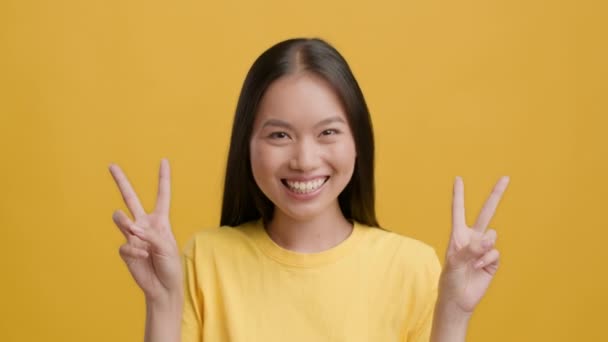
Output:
[{"xmin": 0, "ymin": 0, "xmax": 606, "ymax": 340}]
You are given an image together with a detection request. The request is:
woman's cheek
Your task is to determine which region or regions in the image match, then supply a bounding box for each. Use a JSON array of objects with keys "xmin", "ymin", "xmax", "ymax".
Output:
[
  {"xmin": 252, "ymin": 145, "xmax": 284, "ymax": 177},
  {"xmin": 333, "ymin": 142, "xmax": 356, "ymax": 167}
]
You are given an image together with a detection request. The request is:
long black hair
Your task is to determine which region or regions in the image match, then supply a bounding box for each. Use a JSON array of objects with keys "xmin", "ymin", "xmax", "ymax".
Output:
[{"xmin": 220, "ymin": 38, "xmax": 379, "ymax": 228}]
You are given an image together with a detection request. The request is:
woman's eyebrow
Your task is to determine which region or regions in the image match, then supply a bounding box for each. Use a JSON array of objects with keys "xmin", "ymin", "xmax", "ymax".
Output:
[
  {"xmin": 261, "ymin": 116, "xmax": 346, "ymax": 129},
  {"xmin": 314, "ymin": 116, "xmax": 346, "ymax": 127},
  {"xmin": 261, "ymin": 119, "xmax": 293, "ymax": 130}
]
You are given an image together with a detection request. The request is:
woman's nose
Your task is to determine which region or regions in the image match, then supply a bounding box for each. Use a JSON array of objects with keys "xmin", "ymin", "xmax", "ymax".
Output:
[{"xmin": 289, "ymin": 139, "xmax": 321, "ymax": 172}]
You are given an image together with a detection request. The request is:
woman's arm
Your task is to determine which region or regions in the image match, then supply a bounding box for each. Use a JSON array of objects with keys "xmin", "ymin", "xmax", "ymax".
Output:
[
  {"xmin": 145, "ymin": 294, "xmax": 184, "ymax": 342},
  {"xmin": 430, "ymin": 176, "xmax": 509, "ymax": 342},
  {"xmin": 109, "ymin": 159, "xmax": 184, "ymax": 342},
  {"xmin": 430, "ymin": 299, "xmax": 470, "ymax": 342}
]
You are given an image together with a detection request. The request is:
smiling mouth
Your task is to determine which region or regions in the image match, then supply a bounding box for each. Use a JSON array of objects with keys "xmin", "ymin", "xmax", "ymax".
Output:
[{"xmin": 281, "ymin": 177, "xmax": 329, "ymax": 194}]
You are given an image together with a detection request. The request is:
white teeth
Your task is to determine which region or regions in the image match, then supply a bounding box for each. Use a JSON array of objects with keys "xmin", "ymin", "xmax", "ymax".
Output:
[{"xmin": 285, "ymin": 178, "xmax": 326, "ymax": 193}]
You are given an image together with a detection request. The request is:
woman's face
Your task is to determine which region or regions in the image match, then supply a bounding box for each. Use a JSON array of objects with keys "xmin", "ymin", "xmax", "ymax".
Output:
[{"xmin": 250, "ymin": 72, "xmax": 356, "ymax": 222}]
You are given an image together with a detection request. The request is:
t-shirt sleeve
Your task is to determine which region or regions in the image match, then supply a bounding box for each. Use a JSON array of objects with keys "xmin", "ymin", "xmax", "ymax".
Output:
[
  {"xmin": 406, "ymin": 247, "xmax": 442, "ymax": 342},
  {"xmin": 181, "ymin": 237, "xmax": 204, "ymax": 342}
]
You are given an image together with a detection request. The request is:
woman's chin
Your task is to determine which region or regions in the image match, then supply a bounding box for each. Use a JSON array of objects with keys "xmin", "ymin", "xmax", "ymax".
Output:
[{"xmin": 273, "ymin": 198, "xmax": 341, "ymax": 223}]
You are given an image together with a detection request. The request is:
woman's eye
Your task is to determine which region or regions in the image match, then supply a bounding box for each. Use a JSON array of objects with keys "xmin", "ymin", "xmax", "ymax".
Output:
[
  {"xmin": 269, "ymin": 132, "xmax": 289, "ymax": 139},
  {"xmin": 320, "ymin": 129, "xmax": 339, "ymax": 136}
]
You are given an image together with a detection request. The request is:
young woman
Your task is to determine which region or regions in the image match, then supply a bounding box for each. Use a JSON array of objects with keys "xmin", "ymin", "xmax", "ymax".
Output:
[{"xmin": 109, "ymin": 38, "xmax": 509, "ymax": 342}]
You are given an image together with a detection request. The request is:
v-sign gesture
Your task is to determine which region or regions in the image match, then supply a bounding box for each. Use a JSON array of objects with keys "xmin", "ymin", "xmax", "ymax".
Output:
[
  {"xmin": 438, "ymin": 176, "xmax": 510, "ymax": 315},
  {"xmin": 109, "ymin": 159, "xmax": 182, "ymax": 303}
]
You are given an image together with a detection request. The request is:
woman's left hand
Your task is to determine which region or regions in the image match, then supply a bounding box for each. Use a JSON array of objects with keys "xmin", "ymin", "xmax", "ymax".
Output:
[{"xmin": 438, "ymin": 176, "xmax": 510, "ymax": 316}]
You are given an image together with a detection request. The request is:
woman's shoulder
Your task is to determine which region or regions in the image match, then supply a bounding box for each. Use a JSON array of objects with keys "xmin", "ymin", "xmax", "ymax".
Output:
[
  {"xmin": 358, "ymin": 223, "xmax": 442, "ymax": 287},
  {"xmin": 182, "ymin": 221, "xmax": 258, "ymax": 258},
  {"xmin": 356, "ymin": 222, "xmax": 440, "ymax": 266}
]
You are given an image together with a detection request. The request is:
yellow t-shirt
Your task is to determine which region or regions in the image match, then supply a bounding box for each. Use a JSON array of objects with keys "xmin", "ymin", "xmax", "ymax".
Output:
[{"xmin": 181, "ymin": 220, "xmax": 441, "ymax": 342}]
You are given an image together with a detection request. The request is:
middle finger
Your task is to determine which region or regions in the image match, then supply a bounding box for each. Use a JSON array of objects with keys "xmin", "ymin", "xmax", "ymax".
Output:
[
  {"xmin": 109, "ymin": 163, "xmax": 147, "ymax": 220},
  {"xmin": 473, "ymin": 176, "xmax": 510, "ymax": 232}
]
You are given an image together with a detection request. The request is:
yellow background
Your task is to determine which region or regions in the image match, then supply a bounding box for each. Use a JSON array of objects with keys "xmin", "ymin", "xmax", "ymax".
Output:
[{"xmin": 1, "ymin": 0, "xmax": 606, "ymax": 340}]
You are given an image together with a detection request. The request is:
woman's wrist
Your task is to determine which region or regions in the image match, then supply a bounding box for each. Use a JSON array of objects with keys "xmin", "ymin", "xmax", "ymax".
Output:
[
  {"xmin": 145, "ymin": 289, "xmax": 184, "ymax": 312},
  {"xmin": 435, "ymin": 297, "xmax": 472, "ymax": 323}
]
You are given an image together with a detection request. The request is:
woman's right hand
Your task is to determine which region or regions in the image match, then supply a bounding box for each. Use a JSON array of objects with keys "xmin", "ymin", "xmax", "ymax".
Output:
[{"xmin": 109, "ymin": 158, "xmax": 183, "ymax": 304}]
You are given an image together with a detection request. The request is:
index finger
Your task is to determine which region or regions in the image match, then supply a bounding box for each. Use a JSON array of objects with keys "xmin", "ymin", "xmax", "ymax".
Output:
[
  {"xmin": 452, "ymin": 176, "xmax": 466, "ymax": 228},
  {"xmin": 153, "ymin": 158, "xmax": 171, "ymax": 215},
  {"xmin": 473, "ymin": 176, "xmax": 510, "ymax": 232},
  {"xmin": 108, "ymin": 163, "xmax": 147, "ymax": 220}
]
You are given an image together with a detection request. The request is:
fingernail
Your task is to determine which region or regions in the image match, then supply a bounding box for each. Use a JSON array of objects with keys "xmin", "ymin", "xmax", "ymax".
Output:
[
  {"xmin": 474, "ymin": 260, "xmax": 484, "ymax": 268},
  {"xmin": 482, "ymin": 239, "xmax": 493, "ymax": 248}
]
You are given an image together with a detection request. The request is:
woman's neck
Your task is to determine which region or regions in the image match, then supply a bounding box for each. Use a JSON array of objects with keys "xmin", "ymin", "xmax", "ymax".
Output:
[{"xmin": 266, "ymin": 205, "xmax": 354, "ymax": 253}]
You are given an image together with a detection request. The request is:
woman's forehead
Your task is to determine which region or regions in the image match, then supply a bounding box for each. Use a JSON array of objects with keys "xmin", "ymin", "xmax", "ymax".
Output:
[{"xmin": 255, "ymin": 73, "xmax": 347, "ymax": 127}]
